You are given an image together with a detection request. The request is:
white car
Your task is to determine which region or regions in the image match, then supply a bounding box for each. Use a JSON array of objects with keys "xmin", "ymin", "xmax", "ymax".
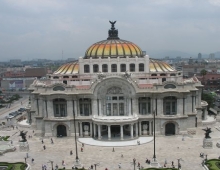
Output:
[{"xmin": 5, "ymin": 115, "xmax": 15, "ymax": 119}]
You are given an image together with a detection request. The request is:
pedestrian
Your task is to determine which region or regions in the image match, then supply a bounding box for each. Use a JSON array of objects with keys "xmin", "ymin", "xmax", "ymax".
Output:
[
  {"xmin": 51, "ymin": 138, "xmax": 53, "ymax": 144},
  {"xmin": 24, "ymin": 157, "xmax": 27, "ymax": 163},
  {"xmin": 118, "ymin": 163, "xmax": 121, "ymax": 169},
  {"xmin": 137, "ymin": 162, "xmax": 140, "ymax": 167},
  {"xmin": 55, "ymin": 164, "xmax": 58, "ymax": 170},
  {"xmin": 81, "ymin": 147, "xmax": 83, "ymax": 152},
  {"xmin": 91, "ymin": 165, "xmax": 93, "ymax": 169},
  {"xmin": 42, "ymin": 164, "xmax": 44, "ymax": 170},
  {"xmin": 105, "ymin": 168, "xmax": 108, "ymax": 170},
  {"xmin": 33, "ymin": 130, "xmax": 34, "ymax": 133},
  {"xmin": 31, "ymin": 158, "xmax": 34, "ymax": 163},
  {"xmin": 112, "ymin": 147, "xmax": 115, "ymax": 152},
  {"xmin": 11, "ymin": 140, "xmax": 13, "ymax": 145},
  {"xmin": 172, "ymin": 161, "xmax": 174, "ymax": 166},
  {"xmin": 62, "ymin": 160, "xmax": 65, "ymax": 166},
  {"xmin": 42, "ymin": 139, "xmax": 44, "ymax": 144},
  {"xmin": 70, "ymin": 150, "xmax": 73, "ymax": 155},
  {"xmin": 121, "ymin": 154, "xmax": 123, "ymax": 158},
  {"xmin": 43, "ymin": 145, "xmax": 46, "ymax": 150}
]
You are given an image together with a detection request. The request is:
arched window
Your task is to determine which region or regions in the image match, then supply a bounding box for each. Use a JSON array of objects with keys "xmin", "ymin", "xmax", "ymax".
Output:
[
  {"xmin": 138, "ymin": 97, "xmax": 151, "ymax": 115},
  {"xmin": 105, "ymin": 87, "xmax": 125, "ymax": 116},
  {"xmin": 79, "ymin": 98, "xmax": 91, "ymax": 116},
  {"xmin": 93, "ymin": 64, "xmax": 99, "ymax": 73},
  {"xmin": 164, "ymin": 84, "xmax": 176, "ymax": 89},
  {"xmin": 120, "ymin": 64, "xmax": 126, "ymax": 72},
  {"xmin": 111, "ymin": 64, "xmax": 117, "ymax": 72},
  {"xmin": 53, "ymin": 99, "xmax": 67, "ymax": 117},
  {"xmin": 53, "ymin": 86, "xmax": 65, "ymax": 91},
  {"xmin": 84, "ymin": 65, "xmax": 90, "ymax": 73},
  {"xmin": 102, "ymin": 64, "xmax": 108, "ymax": 72},
  {"xmin": 130, "ymin": 63, "xmax": 135, "ymax": 72},
  {"xmin": 139, "ymin": 63, "xmax": 144, "ymax": 72},
  {"xmin": 53, "ymin": 76, "xmax": 59, "ymax": 79},
  {"xmin": 163, "ymin": 96, "xmax": 177, "ymax": 115}
]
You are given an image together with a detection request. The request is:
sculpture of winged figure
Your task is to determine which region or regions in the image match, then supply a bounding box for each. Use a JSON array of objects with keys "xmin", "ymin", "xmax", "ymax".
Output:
[
  {"xmin": 19, "ymin": 130, "xmax": 28, "ymax": 142},
  {"xmin": 202, "ymin": 127, "xmax": 212, "ymax": 139},
  {"xmin": 109, "ymin": 21, "xmax": 116, "ymax": 28}
]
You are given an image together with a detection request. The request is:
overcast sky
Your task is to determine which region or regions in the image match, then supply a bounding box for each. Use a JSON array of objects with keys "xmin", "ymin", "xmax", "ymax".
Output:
[{"xmin": 1, "ymin": 0, "xmax": 220, "ymax": 61}]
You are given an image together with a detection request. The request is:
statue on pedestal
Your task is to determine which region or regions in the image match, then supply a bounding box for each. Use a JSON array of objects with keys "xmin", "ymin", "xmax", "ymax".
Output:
[
  {"xmin": 202, "ymin": 127, "xmax": 212, "ymax": 139},
  {"xmin": 19, "ymin": 131, "xmax": 28, "ymax": 142}
]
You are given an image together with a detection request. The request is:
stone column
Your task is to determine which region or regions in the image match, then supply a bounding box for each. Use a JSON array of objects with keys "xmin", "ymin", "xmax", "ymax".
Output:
[
  {"xmin": 80, "ymin": 122, "xmax": 83, "ymax": 137},
  {"xmin": 108, "ymin": 125, "xmax": 111, "ymax": 140},
  {"xmin": 139, "ymin": 121, "xmax": 142, "ymax": 136},
  {"xmin": 128, "ymin": 98, "xmax": 131, "ymax": 116},
  {"xmin": 47, "ymin": 100, "xmax": 53, "ymax": 118},
  {"xmin": 130, "ymin": 124, "xmax": 134, "ymax": 139},
  {"xmin": 98, "ymin": 124, "xmax": 101, "ymax": 139},
  {"xmin": 99, "ymin": 99, "xmax": 102, "ymax": 116},
  {"xmin": 93, "ymin": 124, "xmax": 96, "ymax": 138},
  {"xmin": 67, "ymin": 100, "xmax": 73, "ymax": 118},
  {"xmin": 74, "ymin": 100, "xmax": 77, "ymax": 116},
  {"xmin": 92, "ymin": 99, "xmax": 98, "ymax": 116},
  {"xmin": 157, "ymin": 98, "xmax": 163, "ymax": 115},
  {"xmin": 90, "ymin": 122, "xmax": 92, "ymax": 136},
  {"xmin": 120, "ymin": 125, "xmax": 124, "ymax": 140},
  {"xmin": 149, "ymin": 121, "xmax": 152, "ymax": 135},
  {"xmin": 136, "ymin": 123, "xmax": 138, "ymax": 137},
  {"xmin": 177, "ymin": 98, "xmax": 182, "ymax": 115}
]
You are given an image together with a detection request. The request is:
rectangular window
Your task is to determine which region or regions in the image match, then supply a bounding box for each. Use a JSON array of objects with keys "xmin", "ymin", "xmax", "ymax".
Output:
[
  {"xmin": 111, "ymin": 64, "xmax": 117, "ymax": 72},
  {"xmin": 102, "ymin": 64, "xmax": 108, "ymax": 72},
  {"xmin": 119, "ymin": 103, "xmax": 124, "ymax": 115},
  {"xmin": 120, "ymin": 64, "xmax": 126, "ymax": 72},
  {"xmin": 113, "ymin": 103, "xmax": 118, "ymax": 115},
  {"xmin": 106, "ymin": 103, "xmax": 111, "ymax": 116},
  {"xmin": 112, "ymin": 96, "xmax": 117, "ymax": 100}
]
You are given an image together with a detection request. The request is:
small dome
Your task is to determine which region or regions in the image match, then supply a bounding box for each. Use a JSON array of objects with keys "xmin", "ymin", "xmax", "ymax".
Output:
[
  {"xmin": 149, "ymin": 59, "xmax": 176, "ymax": 72},
  {"xmin": 53, "ymin": 61, "xmax": 79, "ymax": 75},
  {"xmin": 85, "ymin": 39, "xmax": 143, "ymax": 59}
]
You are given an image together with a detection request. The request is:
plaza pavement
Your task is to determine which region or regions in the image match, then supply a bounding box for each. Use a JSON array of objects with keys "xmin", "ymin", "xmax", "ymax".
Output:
[{"xmin": 0, "ymin": 120, "xmax": 219, "ymax": 170}]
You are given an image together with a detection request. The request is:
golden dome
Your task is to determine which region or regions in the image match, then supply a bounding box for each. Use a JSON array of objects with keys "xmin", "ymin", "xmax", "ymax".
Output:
[
  {"xmin": 53, "ymin": 61, "xmax": 79, "ymax": 75},
  {"xmin": 149, "ymin": 59, "xmax": 175, "ymax": 72},
  {"xmin": 53, "ymin": 59, "xmax": 175, "ymax": 75},
  {"xmin": 84, "ymin": 39, "xmax": 143, "ymax": 59}
]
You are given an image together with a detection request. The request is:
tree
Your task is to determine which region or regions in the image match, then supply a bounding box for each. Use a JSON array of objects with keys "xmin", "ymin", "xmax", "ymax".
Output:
[
  {"xmin": 202, "ymin": 93, "xmax": 214, "ymax": 110},
  {"xmin": 200, "ymin": 69, "xmax": 207, "ymax": 85}
]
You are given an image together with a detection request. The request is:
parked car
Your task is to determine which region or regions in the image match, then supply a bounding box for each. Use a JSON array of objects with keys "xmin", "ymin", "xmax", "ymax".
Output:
[
  {"xmin": 18, "ymin": 108, "xmax": 26, "ymax": 112},
  {"xmin": 6, "ymin": 114, "xmax": 15, "ymax": 119}
]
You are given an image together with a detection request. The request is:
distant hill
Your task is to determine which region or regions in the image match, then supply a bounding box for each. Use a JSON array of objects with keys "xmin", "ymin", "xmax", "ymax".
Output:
[{"xmin": 147, "ymin": 50, "xmax": 193, "ymax": 58}]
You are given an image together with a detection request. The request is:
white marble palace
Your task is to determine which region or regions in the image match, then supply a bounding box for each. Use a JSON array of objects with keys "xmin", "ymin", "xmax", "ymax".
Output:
[{"xmin": 28, "ymin": 22, "xmax": 208, "ymax": 140}]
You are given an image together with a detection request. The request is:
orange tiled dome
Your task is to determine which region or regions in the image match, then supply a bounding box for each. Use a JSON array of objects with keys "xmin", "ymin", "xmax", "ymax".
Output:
[{"xmin": 84, "ymin": 39, "xmax": 143, "ymax": 59}]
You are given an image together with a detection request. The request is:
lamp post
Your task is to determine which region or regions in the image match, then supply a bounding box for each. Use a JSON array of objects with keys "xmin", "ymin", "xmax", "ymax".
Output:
[
  {"xmin": 73, "ymin": 110, "xmax": 79, "ymax": 162},
  {"xmin": 153, "ymin": 110, "xmax": 156, "ymax": 162},
  {"xmin": 48, "ymin": 160, "xmax": 54, "ymax": 170},
  {"xmin": 94, "ymin": 163, "xmax": 100, "ymax": 170},
  {"xmin": 133, "ymin": 158, "xmax": 136, "ymax": 170}
]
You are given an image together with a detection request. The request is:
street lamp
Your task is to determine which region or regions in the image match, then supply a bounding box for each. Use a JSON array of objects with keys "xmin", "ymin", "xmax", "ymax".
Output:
[
  {"xmin": 48, "ymin": 160, "xmax": 54, "ymax": 170},
  {"xmin": 153, "ymin": 110, "xmax": 156, "ymax": 162},
  {"xmin": 94, "ymin": 163, "xmax": 100, "ymax": 170},
  {"xmin": 73, "ymin": 109, "xmax": 81, "ymax": 168},
  {"xmin": 133, "ymin": 158, "xmax": 136, "ymax": 170}
]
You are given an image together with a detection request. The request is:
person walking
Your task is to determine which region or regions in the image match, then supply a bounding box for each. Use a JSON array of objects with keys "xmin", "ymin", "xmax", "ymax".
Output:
[
  {"xmin": 43, "ymin": 145, "xmax": 46, "ymax": 150},
  {"xmin": 31, "ymin": 158, "xmax": 34, "ymax": 163},
  {"xmin": 51, "ymin": 138, "xmax": 54, "ymax": 144},
  {"xmin": 118, "ymin": 163, "xmax": 121, "ymax": 169},
  {"xmin": 70, "ymin": 150, "xmax": 73, "ymax": 155},
  {"xmin": 42, "ymin": 139, "xmax": 44, "ymax": 144}
]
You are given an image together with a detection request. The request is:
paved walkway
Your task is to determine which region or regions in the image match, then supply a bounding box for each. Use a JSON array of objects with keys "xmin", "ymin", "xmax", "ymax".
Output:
[
  {"xmin": 0, "ymin": 121, "xmax": 219, "ymax": 170},
  {"xmin": 78, "ymin": 137, "xmax": 153, "ymax": 147}
]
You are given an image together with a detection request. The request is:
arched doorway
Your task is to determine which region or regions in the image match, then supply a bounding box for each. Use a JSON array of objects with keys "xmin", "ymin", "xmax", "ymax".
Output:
[
  {"xmin": 57, "ymin": 125, "xmax": 67, "ymax": 137},
  {"xmin": 165, "ymin": 123, "xmax": 175, "ymax": 136}
]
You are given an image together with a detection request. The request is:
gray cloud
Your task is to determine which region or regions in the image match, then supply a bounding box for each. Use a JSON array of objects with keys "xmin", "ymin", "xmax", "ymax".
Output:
[{"xmin": 0, "ymin": 0, "xmax": 220, "ymax": 61}]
